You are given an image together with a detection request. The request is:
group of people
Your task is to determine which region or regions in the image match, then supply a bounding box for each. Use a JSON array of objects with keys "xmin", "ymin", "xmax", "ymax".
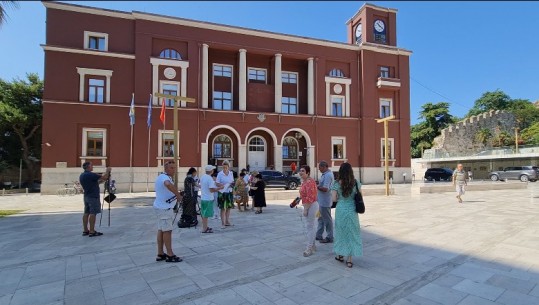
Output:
[
  {"xmin": 297, "ymin": 161, "xmax": 363, "ymax": 268},
  {"xmin": 78, "ymin": 159, "xmax": 363, "ymax": 267}
]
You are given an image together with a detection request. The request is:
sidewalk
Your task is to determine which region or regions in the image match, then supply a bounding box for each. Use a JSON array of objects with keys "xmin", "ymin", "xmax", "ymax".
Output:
[{"xmin": 0, "ymin": 184, "xmax": 538, "ymax": 305}]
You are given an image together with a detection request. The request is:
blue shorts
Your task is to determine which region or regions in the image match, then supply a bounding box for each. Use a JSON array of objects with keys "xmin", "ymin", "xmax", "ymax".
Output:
[{"xmin": 84, "ymin": 197, "xmax": 101, "ymax": 214}]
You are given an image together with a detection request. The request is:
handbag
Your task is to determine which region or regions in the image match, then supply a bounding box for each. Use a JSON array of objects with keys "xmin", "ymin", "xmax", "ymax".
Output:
[{"xmin": 354, "ymin": 182, "xmax": 365, "ymax": 214}]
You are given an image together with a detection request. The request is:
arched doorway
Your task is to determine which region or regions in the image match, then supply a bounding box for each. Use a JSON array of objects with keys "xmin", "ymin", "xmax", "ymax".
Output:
[{"xmin": 248, "ymin": 136, "xmax": 266, "ymax": 171}]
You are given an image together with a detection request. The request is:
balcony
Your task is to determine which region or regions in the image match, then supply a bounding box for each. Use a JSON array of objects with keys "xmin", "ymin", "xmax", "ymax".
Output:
[{"xmin": 377, "ymin": 77, "xmax": 401, "ymax": 90}]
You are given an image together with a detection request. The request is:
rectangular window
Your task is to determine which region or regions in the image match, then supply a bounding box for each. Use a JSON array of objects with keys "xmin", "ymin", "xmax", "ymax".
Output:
[
  {"xmin": 282, "ymin": 72, "xmax": 298, "ymax": 84},
  {"xmin": 86, "ymin": 130, "xmax": 104, "ymax": 157},
  {"xmin": 380, "ymin": 66, "xmax": 390, "ymax": 78},
  {"xmin": 213, "ymin": 64, "xmax": 232, "ymax": 77},
  {"xmin": 332, "ymin": 138, "xmax": 345, "ymax": 159},
  {"xmin": 162, "ymin": 133, "xmax": 175, "ymax": 157},
  {"xmin": 331, "ymin": 96, "xmax": 344, "ymax": 117},
  {"xmin": 162, "ymin": 83, "xmax": 178, "ymax": 107},
  {"xmin": 248, "ymin": 68, "xmax": 266, "ymax": 83},
  {"xmin": 84, "ymin": 31, "xmax": 108, "ymax": 51},
  {"xmin": 380, "ymin": 138, "xmax": 395, "ymax": 159},
  {"xmin": 282, "ymin": 146, "xmax": 298, "ymax": 159},
  {"xmin": 281, "ymin": 97, "xmax": 297, "ymax": 114},
  {"xmin": 213, "ymin": 91, "xmax": 232, "ymax": 110},
  {"xmin": 380, "ymin": 99, "xmax": 392, "ymax": 118},
  {"xmin": 88, "ymin": 79, "xmax": 104, "ymax": 103},
  {"xmin": 214, "ymin": 143, "xmax": 232, "ymax": 158}
]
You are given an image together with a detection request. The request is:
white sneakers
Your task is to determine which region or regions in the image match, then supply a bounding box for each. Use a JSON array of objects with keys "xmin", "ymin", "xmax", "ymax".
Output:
[{"xmin": 303, "ymin": 244, "xmax": 316, "ymax": 257}]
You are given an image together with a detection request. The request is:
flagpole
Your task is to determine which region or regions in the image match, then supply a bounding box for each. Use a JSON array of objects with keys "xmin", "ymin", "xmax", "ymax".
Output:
[
  {"xmin": 129, "ymin": 93, "xmax": 135, "ymax": 193},
  {"xmin": 146, "ymin": 94, "xmax": 152, "ymax": 193}
]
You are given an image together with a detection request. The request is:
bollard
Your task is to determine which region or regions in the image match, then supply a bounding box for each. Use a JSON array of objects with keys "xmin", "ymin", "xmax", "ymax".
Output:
[
  {"xmin": 2, "ymin": 189, "xmax": 4, "ymax": 196},
  {"xmin": 26, "ymin": 188, "xmax": 29, "ymax": 195}
]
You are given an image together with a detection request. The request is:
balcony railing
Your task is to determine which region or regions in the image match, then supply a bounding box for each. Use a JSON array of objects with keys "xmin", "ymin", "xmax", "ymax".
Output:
[{"xmin": 377, "ymin": 77, "xmax": 401, "ymax": 90}]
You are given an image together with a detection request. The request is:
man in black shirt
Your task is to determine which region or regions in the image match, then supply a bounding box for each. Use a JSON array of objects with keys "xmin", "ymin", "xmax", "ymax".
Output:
[{"xmin": 79, "ymin": 162, "xmax": 111, "ymax": 237}]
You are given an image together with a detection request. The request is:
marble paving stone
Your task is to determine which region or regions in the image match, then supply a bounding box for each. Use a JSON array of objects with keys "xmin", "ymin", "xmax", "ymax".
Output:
[
  {"xmin": 9, "ymin": 280, "xmax": 65, "ymax": 305},
  {"xmin": 105, "ymin": 288, "xmax": 159, "ymax": 305},
  {"xmin": 456, "ymin": 295, "xmax": 497, "ymax": 305},
  {"xmin": 393, "ymin": 294, "xmax": 445, "ymax": 305},
  {"xmin": 64, "ymin": 290, "xmax": 106, "ymax": 305},
  {"xmin": 323, "ymin": 276, "xmax": 370, "ymax": 298},
  {"xmin": 413, "ymin": 283, "xmax": 467, "ymax": 305},
  {"xmin": 529, "ymin": 284, "xmax": 539, "ymax": 297},
  {"xmin": 496, "ymin": 290, "xmax": 539, "ymax": 305},
  {"xmin": 452, "ymin": 279, "xmax": 505, "ymax": 301},
  {"xmin": 486, "ymin": 273, "xmax": 536, "ymax": 294}
]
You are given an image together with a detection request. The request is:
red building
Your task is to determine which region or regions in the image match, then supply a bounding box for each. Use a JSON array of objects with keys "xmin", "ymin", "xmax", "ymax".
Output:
[{"xmin": 41, "ymin": 1, "xmax": 412, "ymax": 193}]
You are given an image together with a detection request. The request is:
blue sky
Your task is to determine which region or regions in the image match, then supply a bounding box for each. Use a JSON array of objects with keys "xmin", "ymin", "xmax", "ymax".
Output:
[{"xmin": 1, "ymin": 1, "xmax": 538, "ymax": 125}]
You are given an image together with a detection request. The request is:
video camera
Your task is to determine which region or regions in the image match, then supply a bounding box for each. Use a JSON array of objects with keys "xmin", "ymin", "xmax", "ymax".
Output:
[{"xmin": 290, "ymin": 197, "xmax": 301, "ymax": 208}]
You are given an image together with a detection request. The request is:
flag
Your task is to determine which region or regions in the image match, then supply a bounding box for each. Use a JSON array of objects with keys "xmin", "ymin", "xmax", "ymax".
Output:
[
  {"xmin": 159, "ymin": 97, "xmax": 166, "ymax": 125},
  {"xmin": 147, "ymin": 94, "xmax": 152, "ymax": 128},
  {"xmin": 129, "ymin": 93, "xmax": 135, "ymax": 126}
]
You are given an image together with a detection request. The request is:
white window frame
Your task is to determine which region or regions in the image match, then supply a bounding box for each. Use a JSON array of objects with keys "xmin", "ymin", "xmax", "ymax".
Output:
[
  {"xmin": 88, "ymin": 78, "xmax": 105, "ymax": 104},
  {"xmin": 282, "ymin": 136, "xmax": 299, "ymax": 160},
  {"xmin": 158, "ymin": 130, "xmax": 180, "ymax": 161},
  {"xmin": 325, "ymin": 76, "xmax": 351, "ymax": 117},
  {"xmin": 248, "ymin": 67, "xmax": 267, "ymax": 83},
  {"xmin": 281, "ymin": 97, "xmax": 298, "ymax": 114},
  {"xmin": 282, "ymin": 71, "xmax": 298, "ymax": 84},
  {"xmin": 331, "ymin": 137, "xmax": 346, "ymax": 160},
  {"xmin": 82, "ymin": 128, "xmax": 107, "ymax": 157},
  {"xmin": 380, "ymin": 138, "xmax": 395, "ymax": 160},
  {"xmin": 77, "ymin": 67, "xmax": 113, "ymax": 103},
  {"xmin": 248, "ymin": 136, "xmax": 266, "ymax": 152},
  {"xmin": 212, "ymin": 91, "xmax": 233, "ymax": 110},
  {"xmin": 212, "ymin": 134, "xmax": 233, "ymax": 159},
  {"xmin": 84, "ymin": 31, "xmax": 108, "ymax": 51},
  {"xmin": 380, "ymin": 66, "xmax": 390, "ymax": 78},
  {"xmin": 380, "ymin": 98, "xmax": 393, "ymax": 118},
  {"xmin": 213, "ymin": 63, "xmax": 233, "ymax": 78},
  {"xmin": 159, "ymin": 80, "xmax": 180, "ymax": 107},
  {"xmin": 330, "ymin": 95, "xmax": 345, "ymax": 117}
]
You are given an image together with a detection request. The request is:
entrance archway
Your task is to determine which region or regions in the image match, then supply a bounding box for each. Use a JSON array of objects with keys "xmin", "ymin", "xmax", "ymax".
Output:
[{"xmin": 248, "ymin": 136, "xmax": 266, "ymax": 171}]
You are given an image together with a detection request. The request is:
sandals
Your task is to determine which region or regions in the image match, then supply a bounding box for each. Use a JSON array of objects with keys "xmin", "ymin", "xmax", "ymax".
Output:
[
  {"xmin": 88, "ymin": 231, "xmax": 103, "ymax": 237},
  {"xmin": 156, "ymin": 254, "xmax": 167, "ymax": 262},
  {"xmin": 202, "ymin": 227, "xmax": 213, "ymax": 233},
  {"xmin": 82, "ymin": 231, "xmax": 89, "ymax": 236},
  {"xmin": 225, "ymin": 223, "xmax": 233, "ymax": 226},
  {"xmin": 346, "ymin": 261, "xmax": 353, "ymax": 268},
  {"xmin": 166, "ymin": 255, "xmax": 183, "ymax": 263},
  {"xmin": 335, "ymin": 255, "xmax": 344, "ymax": 262}
]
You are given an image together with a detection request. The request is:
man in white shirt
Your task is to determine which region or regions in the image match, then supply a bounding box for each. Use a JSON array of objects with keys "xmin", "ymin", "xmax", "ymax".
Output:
[
  {"xmin": 153, "ymin": 161, "xmax": 183, "ymax": 263},
  {"xmin": 200, "ymin": 165, "xmax": 223, "ymax": 233}
]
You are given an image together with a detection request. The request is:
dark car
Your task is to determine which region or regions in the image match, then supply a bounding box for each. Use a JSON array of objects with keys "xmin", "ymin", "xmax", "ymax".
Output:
[
  {"xmin": 424, "ymin": 168, "xmax": 453, "ymax": 181},
  {"xmin": 489, "ymin": 166, "xmax": 539, "ymax": 182},
  {"xmin": 259, "ymin": 170, "xmax": 301, "ymax": 190}
]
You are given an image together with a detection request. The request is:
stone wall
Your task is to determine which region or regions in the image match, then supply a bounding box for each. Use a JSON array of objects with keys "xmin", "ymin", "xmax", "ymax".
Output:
[{"xmin": 431, "ymin": 110, "xmax": 516, "ymax": 155}]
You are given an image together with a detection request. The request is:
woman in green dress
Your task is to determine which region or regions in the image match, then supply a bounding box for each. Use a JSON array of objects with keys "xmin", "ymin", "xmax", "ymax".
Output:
[{"xmin": 331, "ymin": 162, "xmax": 363, "ymax": 268}]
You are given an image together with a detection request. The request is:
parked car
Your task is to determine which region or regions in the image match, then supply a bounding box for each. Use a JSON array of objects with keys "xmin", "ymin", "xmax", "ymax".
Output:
[
  {"xmin": 488, "ymin": 166, "xmax": 539, "ymax": 182},
  {"xmin": 424, "ymin": 168, "xmax": 453, "ymax": 181},
  {"xmin": 259, "ymin": 170, "xmax": 301, "ymax": 190}
]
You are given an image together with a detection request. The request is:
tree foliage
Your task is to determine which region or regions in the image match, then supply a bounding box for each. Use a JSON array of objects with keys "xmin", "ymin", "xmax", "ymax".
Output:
[
  {"xmin": 0, "ymin": 1, "xmax": 19, "ymax": 27},
  {"xmin": 0, "ymin": 73, "xmax": 43, "ymax": 183},
  {"xmin": 521, "ymin": 122, "xmax": 539, "ymax": 145},
  {"xmin": 466, "ymin": 90, "xmax": 511, "ymax": 117},
  {"xmin": 410, "ymin": 102, "xmax": 455, "ymax": 158}
]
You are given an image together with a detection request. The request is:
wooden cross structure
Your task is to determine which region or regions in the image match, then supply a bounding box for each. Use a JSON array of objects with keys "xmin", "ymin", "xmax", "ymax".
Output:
[
  {"xmin": 154, "ymin": 93, "xmax": 196, "ymax": 187},
  {"xmin": 376, "ymin": 115, "xmax": 395, "ymax": 196}
]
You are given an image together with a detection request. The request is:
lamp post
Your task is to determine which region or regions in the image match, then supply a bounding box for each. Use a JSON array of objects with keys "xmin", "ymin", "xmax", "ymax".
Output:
[
  {"xmin": 19, "ymin": 158, "xmax": 22, "ymax": 189},
  {"xmin": 376, "ymin": 115, "xmax": 395, "ymax": 196}
]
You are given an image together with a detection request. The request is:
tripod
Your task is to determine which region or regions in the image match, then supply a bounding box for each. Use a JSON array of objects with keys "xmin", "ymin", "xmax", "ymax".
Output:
[{"xmin": 100, "ymin": 173, "xmax": 116, "ymax": 227}]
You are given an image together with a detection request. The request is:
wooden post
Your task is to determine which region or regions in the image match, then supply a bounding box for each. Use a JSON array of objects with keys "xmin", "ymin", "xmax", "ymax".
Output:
[
  {"xmin": 154, "ymin": 93, "xmax": 196, "ymax": 187},
  {"xmin": 376, "ymin": 115, "xmax": 395, "ymax": 196}
]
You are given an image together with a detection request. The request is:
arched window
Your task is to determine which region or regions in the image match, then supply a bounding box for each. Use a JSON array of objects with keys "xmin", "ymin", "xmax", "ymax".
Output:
[
  {"xmin": 329, "ymin": 68, "xmax": 345, "ymax": 78},
  {"xmin": 282, "ymin": 137, "xmax": 298, "ymax": 159},
  {"xmin": 213, "ymin": 134, "xmax": 232, "ymax": 158},
  {"xmin": 249, "ymin": 137, "xmax": 265, "ymax": 152},
  {"xmin": 159, "ymin": 49, "xmax": 182, "ymax": 60}
]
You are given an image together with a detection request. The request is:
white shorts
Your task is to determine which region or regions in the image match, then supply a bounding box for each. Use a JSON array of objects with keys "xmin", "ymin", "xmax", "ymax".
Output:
[
  {"xmin": 154, "ymin": 208, "xmax": 174, "ymax": 232},
  {"xmin": 456, "ymin": 184, "xmax": 465, "ymax": 196}
]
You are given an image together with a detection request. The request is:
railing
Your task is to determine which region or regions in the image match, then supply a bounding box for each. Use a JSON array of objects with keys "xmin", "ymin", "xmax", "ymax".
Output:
[{"xmin": 422, "ymin": 145, "xmax": 539, "ymax": 160}]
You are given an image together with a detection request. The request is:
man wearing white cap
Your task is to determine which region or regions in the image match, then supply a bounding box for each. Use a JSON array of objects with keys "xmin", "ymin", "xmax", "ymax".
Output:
[{"xmin": 200, "ymin": 164, "xmax": 223, "ymax": 233}]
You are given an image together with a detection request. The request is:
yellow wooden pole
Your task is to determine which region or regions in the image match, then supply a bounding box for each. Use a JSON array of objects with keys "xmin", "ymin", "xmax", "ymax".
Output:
[
  {"xmin": 376, "ymin": 115, "xmax": 395, "ymax": 196},
  {"xmin": 154, "ymin": 93, "xmax": 196, "ymax": 188}
]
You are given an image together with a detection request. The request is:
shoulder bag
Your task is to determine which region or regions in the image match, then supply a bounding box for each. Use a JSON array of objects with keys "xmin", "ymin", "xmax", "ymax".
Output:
[{"xmin": 354, "ymin": 182, "xmax": 365, "ymax": 214}]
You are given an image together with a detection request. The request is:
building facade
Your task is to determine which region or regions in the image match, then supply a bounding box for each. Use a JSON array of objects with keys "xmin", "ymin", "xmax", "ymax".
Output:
[{"xmin": 41, "ymin": 1, "xmax": 412, "ymax": 193}]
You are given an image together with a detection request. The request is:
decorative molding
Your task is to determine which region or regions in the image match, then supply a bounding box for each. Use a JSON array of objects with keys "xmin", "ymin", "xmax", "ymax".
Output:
[
  {"xmin": 257, "ymin": 113, "xmax": 266, "ymax": 122},
  {"xmin": 41, "ymin": 45, "xmax": 135, "ymax": 59}
]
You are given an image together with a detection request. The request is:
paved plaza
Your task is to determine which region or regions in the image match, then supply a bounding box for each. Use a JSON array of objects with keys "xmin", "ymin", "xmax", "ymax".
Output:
[{"xmin": 1, "ymin": 183, "xmax": 539, "ymax": 305}]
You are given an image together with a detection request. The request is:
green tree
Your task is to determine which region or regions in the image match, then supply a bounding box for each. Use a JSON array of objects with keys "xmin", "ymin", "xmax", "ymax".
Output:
[
  {"xmin": 474, "ymin": 128, "xmax": 492, "ymax": 147},
  {"xmin": 0, "ymin": 1, "xmax": 18, "ymax": 27},
  {"xmin": 507, "ymin": 99, "xmax": 539, "ymax": 130},
  {"xmin": 521, "ymin": 122, "xmax": 539, "ymax": 145},
  {"xmin": 0, "ymin": 73, "xmax": 43, "ymax": 184},
  {"xmin": 410, "ymin": 102, "xmax": 455, "ymax": 158},
  {"xmin": 466, "ymin": 90, "xmax": 511, "ymax": 117}
]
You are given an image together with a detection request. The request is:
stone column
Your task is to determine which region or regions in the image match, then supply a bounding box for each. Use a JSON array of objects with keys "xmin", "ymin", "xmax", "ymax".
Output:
[
  {"xmin": 274, "ymin": 53, "xmax": 282, "ymax": 113},
  {"xmin": 202, "ymin": 44, "xmax": 209, "ymax": 109},
  {"xmin": 239, "ymin": 49, "xmax": 247, "ymax": 111},
  {"xmin": 238, "ymin": 144, "xmax": 247, "ymax": 171},
  {"xmin": 345, "ymin": 83, "xmax": 350, "ymax": 117},
  {"xmin": 274, "ymin": 145, "xmax": 283, "ymax": 172},
  {"xmin": 152, "ymin": 64, "xmax": 159, "ymax": 105},
  {"xmin": 307, "ymin": 57, "xmax": 314, "ymax": 115},
  {"xmin": 201, "ymin": 142, "xmax": 208, "ymax": 169},
  {"xmin": 180, "ymin": 67, "xmax": 187, "ymax": 107}
]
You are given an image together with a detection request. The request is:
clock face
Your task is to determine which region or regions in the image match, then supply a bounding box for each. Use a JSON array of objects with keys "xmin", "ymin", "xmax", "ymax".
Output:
[
  {"xmin": 355, "ymin": 23, "xmax": 362, "ymax": 44},
  {"xmin": 374, "ymin": 20, "xmax": 385, "ymax": 33}
]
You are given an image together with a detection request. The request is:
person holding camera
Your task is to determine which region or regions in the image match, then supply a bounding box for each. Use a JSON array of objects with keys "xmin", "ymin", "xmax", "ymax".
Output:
[
  {"xmin": 154, "ymin": 161, "xmax": 183, "ymax": 263},
  {"xmin": 200, "ymin": 165, "xmax": 222, "ymax": 233},
  {"xmin": 298, "ymin": 165, "xmax": 319, "ymax": 257},
  {"xmin": 250, "ymin": 173, "xmax": 266, "ymax": 214},
  {"xmin": 216, "ymin": 160, "xmax": 235, "ymax": 229},
  {"xmin": 79, "ymin": 162, "xmax": 111, "ymax": 237}
]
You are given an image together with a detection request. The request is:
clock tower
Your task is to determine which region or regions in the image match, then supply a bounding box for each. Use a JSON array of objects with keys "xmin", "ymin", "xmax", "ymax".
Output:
[{"xmin": 346, "ymin": 3, "xmax": 398, "ymax": 46}]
